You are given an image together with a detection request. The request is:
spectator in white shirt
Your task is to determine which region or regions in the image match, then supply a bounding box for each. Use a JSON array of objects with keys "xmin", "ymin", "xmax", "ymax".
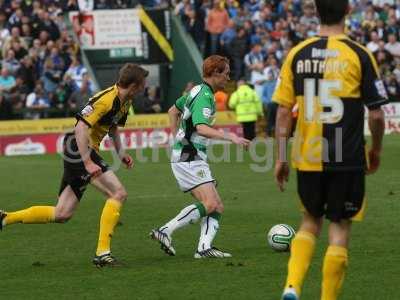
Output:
[
  {"xmin": 250, "ymin": 62, "xmax": 267, "ymax": 100},
  {"xmin": 299, "ymin": 2, "xmax": 319, "ymax": 28},
  {"xmin": 367, "ymin": 31, "xmax": 380, "ymax": 53},
  {"xmin": 385, "ymin": 33, "xmax": 400, "ymax": 57},
  {"xmin": 244, "ymin": 43, "xmax": 265, "ymax": 80},
  {"xmin": 25, "ymin": 81, "xmax": 50, "ymax": 119},
  {"xmin": 64, "ymin": 55, "xmax": 87, "ymax": 89}
]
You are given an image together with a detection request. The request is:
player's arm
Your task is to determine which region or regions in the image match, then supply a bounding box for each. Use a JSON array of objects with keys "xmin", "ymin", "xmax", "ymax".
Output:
[
  {"xmin": 274, "ymin": 105, "xmax": 292, "ymax": 191},
  {"xmin": 196, "ymin": 124, "xmax": 250, "ymax": 146},
  {"xmin": 360, "ymin": 48, "xmax": 389, "ymax": 174},
  {"xmin": 168, "ymin": 105, "xmax": 181, "ymax": 137},
  {"xmin": 75, "ymin": 95, "xmax": 113, "ymax": 176},
  {"xmin": 75, "ymin": 120, "xmax": 102, "ymax": 177},
  {"xmin": 169, "ymin": 95, "xmax": 187, "ymax": 136},
  {"xmin": 367, "ymin": 108, "xmax": 385, "ymax": 174},
  {"xmin": 272, "ymin": 50, "xmax": 296, "ymax": 192},
  {"xmin": 275, "ymin": 105, "xmax": 293, "ymax": 160},
  {"xmin": 109, "ymin": 125, "xmax": 133, "ymax": 169},
  {"xmin": 192, "ymin": 96, "xmax": 250, "ymax": 146}
]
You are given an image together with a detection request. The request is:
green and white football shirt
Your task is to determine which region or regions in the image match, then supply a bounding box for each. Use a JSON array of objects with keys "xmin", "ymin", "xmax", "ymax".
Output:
[{"xmin": 171, "ymin": 82, "xmax": 216, "ymax": 162}]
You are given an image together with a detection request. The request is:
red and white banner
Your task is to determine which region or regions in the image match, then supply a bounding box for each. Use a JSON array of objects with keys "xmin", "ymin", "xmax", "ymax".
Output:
[
  {"xmin": 364, "ymin": 103, "xmax": 400, "ymax": 135},
  {"xmin": 1, "ymin": 104, "xmax": 399, "ymax": 156},
  {"xmin": 0, "ymin": 125, "xmax": 241, "ymax": 156}
]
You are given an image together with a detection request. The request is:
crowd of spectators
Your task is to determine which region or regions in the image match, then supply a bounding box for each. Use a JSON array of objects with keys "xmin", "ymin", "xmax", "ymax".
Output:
[
  {"xmin": 0, "ymin": 0, "xmax": 171, "ymax": 120},
  {"xmin": 1, "ymin": 0, "xmax": 399, "ymax": 121},
  {"xmin": 0, "ymin": 0, "xmax": 99, "ymax": 120},
  {"xmin": 177, "ymin": 0, "xmax": 400, "ymax": 106}
]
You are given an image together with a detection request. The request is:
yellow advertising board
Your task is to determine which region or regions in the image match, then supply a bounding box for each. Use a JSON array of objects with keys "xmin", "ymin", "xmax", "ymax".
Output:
[{"xmin": 0, "ymin": 112, "xmax": 239, "ymax": 136}]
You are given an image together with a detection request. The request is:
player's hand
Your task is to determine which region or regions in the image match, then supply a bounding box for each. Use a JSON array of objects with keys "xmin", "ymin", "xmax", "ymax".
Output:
[
  {"xmin": 85, "ymin": 160, "xmax": 102, "ymax": 178},
  {"xmin": 121, "ymin": 154, "xmax": 134, "ymax": 169},
  {"xmin": 275, "ymin": 161, "xmax": 289, "ymax": 192},
  {"xmin": 228, "ymin": 133, "xmax": 251, "ymax": 148},
  {"xmin": 367, "ymin": 149, "xmax": 380, "ymax": 175}
]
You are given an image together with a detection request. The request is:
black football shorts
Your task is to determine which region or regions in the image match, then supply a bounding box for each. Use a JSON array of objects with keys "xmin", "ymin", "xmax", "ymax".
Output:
[
  {"xmin": 297, "ymin": 170, "xmax": 365, "ymax": 222},
  {"xmin": 59, "ymin": 133, "xmax": 109, "ymax": 200}
]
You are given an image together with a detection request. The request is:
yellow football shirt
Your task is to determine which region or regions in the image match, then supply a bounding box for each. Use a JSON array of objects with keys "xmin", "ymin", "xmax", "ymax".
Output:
[
  {"xmin": 273, "ymin": 34, "xmax": 388, "ymax": 171},
  {"xmin": 76, "ymin": 85, "xmax": 130, "ymax": 151}
]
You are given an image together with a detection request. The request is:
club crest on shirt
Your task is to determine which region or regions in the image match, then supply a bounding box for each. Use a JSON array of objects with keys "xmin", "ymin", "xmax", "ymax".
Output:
[
  {"xmin": 81, "ymin": 105, "xmax": 94, "ymax": 117},
  {"xmin": 197, "ymin": 169, "xmax": 206, "ymax": 178}
]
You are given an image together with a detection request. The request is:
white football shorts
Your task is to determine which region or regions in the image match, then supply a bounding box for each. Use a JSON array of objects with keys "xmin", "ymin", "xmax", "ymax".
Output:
[{"xmin": 171, "ymin": 160, "xmax": 215, "ymax": 192}]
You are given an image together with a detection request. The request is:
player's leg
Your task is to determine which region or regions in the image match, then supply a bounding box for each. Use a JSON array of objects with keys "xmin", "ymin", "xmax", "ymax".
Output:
[
  {"xmin": 283, "ymin": 212, "xmax": 323, "ymax": 299},
  {"xmin": 282, "ymin": 171, "xmax": 324, "ymax": 299},
  {"xmin": 320, "ymin": 171, "xmax": 364, "ymax": 300},
  {"xmin": 321, "ymin": 220, "xmax": 351, "ymax": 300},
  {"xmin": 155, "ymin": 193, "xmax": 208, "ymax": 238},
  {"xmin": 54, "ymin": 185, "xmax": 80, "ymax": 222},
  {"xmin": 1, "ymin": 206, "xmax": 56, "ymax": 228},
  {"xmin": 150, "ymin": 193, "xmax": 207, "ymax": 256},
  {"xmin": 150, "ymin": 161, "xmax": 213, "ymax": 256},
  {"xmin": 158, "ymin": 181, "xmax": 220, "ymax": 238},
  {"xmin": 1, "ymin": 177, "xmax": 80, "ymax": 229},
  {"xmin": 90, "ymin": 170, "xmax": 127, "ymax": 265},
  {"xmin": 242, "ymin": 121, "xmax": 256, "ymax": 140},
  {"xmin": 191, "ymin": 183, "xmax": 231, "ymax": 258}
]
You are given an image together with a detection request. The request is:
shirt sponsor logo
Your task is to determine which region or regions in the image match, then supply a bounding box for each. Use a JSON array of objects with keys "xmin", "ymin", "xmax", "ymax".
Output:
[
  {"xmin": 203, "ymin": 108, "xmax": 212, "ymax": 118},
  {"xmin": 81, "ymin": 105, "xmax": 94, "ymax": 117},
  {"xmin": 311, "ymin": 48, "xmax": 339, "ymax": 59},
  {"xmin": 375, "ymin": 80, "xmax": 388, "ymax": 99},
  {"xmin": 344, "ymin": 202, "xmax": 358, "ymax": 212}
]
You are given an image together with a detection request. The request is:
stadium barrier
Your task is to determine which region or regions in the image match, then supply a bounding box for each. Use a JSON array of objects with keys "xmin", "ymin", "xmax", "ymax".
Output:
[
  {"xmin": 0, "ymin": 112, "xmax": 241, "ymax": 156},
  {"xmin": 0, "ymin": 104, "xmax": 398, "ymax": 156},
  {"xmin": 380, "ymin": 103, "xmax": 400, "ymax": 134}
]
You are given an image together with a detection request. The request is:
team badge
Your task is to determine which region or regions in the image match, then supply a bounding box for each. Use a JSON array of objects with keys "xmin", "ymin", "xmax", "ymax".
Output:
[
  {"xmin": 81, "ymin": 105, "xmax": 94, "ymax": 117},
  {"xmin": 196, "ymin": 170, "xmax": 206, "ymax": 178}
]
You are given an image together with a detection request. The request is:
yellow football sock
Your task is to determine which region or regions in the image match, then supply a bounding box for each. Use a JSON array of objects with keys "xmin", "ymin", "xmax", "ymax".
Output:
[
  {"xmin": 285, "ymin": 230, "xmax": 317, "ymax": 296},
  {"xmin": 4, "ymin": 206, "xmax": 55, "ymax": 225},
  {"xmin": 321, "ymin": 246, "xmax": 348, "ymax": 300},
  {"xmin": 96, "ymin": 199, "xmax": 122, "ymax": 256}
]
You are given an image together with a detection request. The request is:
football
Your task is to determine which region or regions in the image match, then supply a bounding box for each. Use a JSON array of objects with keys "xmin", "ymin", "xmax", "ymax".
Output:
[{"xmin": 267, "ymin": 224, "xmax": 296, "ymax": 252}]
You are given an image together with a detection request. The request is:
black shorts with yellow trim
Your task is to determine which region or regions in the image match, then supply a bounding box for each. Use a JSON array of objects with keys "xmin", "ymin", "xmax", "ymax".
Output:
[
  {"xmin": 59, "ymin": 133, "xmax": 109, "ymax": 200},
  {"xmin": 297, "ymin": 170, "xmax": 366, "ymax": 222}
]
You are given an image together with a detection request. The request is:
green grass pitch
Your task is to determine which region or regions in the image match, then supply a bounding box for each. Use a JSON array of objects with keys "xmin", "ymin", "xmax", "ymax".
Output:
[{"xmin": 0, "ymin": 136, "xmax": 399, "ymax": 300}]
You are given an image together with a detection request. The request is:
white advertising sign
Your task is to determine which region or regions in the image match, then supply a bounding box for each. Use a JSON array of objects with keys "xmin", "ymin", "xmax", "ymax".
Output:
[{"xmin": 70, "ymin": 9, "xmax": 143, "ymax": 53}]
